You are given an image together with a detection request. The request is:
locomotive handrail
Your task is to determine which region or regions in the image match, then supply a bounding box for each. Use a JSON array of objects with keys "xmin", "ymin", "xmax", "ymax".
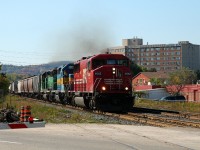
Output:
[{"xmin": 93, "ymin": 78, "xmax": 102, "ymax": 92}]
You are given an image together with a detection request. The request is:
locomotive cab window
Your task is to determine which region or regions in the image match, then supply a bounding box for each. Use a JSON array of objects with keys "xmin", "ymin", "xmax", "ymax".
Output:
[
  {"xmin": 57, "ymin": 68, "xmax": 61, "ymax": 74},
  {"xmin": 107, "ymin": 59, "xmax": 128, "ymax": 66},
  {"xmin": 68, "ymin": 65, "xmax": 74, "ymax": 70},
  {"xmin": 107, "ymin": 60, "xmax": 116, "ymax": 65},
  {"xmin": 92, "ymin": 59, "xmax": 106, "ymax": 69},
  {"xmin": 118, "ymin": 60, "xmax": 128, "ymax": 66},
  {"xmin": 92, "ymin": 59, "xmax": 129, "ymax": 69},
  {"xmin": 87, "ymin": 61, "xmax": 91, "ymax": 71}
]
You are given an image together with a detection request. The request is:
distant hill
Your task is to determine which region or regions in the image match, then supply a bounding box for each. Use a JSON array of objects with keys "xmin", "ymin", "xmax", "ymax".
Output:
[{"xmin": 1, "ymin": 61, "xmax": 73, "ymax": 76}]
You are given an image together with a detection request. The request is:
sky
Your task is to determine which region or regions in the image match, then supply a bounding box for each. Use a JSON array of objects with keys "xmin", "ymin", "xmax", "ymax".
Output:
[{"xmin": 0, "ymin": 0, "xmax": 200, "ymax": 66}]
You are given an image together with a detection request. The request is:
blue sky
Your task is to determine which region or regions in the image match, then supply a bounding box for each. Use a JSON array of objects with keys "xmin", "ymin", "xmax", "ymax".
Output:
[{"xmin": 0, "ymin": 0, "xmax": 200, "ymax": 65}]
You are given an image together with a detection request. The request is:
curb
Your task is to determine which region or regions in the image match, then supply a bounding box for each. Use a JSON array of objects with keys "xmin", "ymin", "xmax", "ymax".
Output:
[{"xmin": 0, "ymin": 121, "xmax": 46, "ymax": 130}]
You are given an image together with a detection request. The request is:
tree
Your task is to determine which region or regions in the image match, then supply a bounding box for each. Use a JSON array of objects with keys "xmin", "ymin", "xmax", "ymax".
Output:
[
  {"xmin": 130, "ymin": 61, "xmax": 143, "ymax": 76},
  {"xmin": 0, "ymin": 63, "xmax": 10, "ymax": 95},
  {"xmin": 166, "ymin": 67, "xmax": 197, "ymax": 95},
  {"xmin": 150, "ymin": 77, "xmax": 166, "ymax": 86},
  {"xmin": 195, "ymin": 70, "xmax": 200, "ymax": 81}
]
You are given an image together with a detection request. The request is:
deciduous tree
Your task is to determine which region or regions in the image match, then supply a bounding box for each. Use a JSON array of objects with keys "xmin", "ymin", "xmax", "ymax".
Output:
[{"xmin": 166, "ymin": 68, "xmax": 197, "ymax": 95}]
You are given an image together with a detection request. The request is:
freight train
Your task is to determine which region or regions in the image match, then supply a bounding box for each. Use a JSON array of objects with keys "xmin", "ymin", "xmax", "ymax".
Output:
[{"xmin": 10, "ymin": 54, "xmax": 134, "ymax": 112}]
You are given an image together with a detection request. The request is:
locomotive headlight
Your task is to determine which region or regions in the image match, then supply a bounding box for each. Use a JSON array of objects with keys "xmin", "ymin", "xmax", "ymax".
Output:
[
  {"xmin": 112, "ymin": 68, "xmax": 116, "ymax": 74},
  {"xmin": 102, "ymin": 86, "xmax": 106, "ymax": 91},
  {"xmin": 125, "ymin": 87, "xmax": 129, "ymax": 90}
]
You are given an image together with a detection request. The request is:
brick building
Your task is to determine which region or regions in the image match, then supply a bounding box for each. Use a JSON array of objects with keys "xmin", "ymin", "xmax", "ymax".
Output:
[
  {"xmin": 166, "ymin": 84, "xmax": 200, "ymax": 102},
  {"xmin": 107, "ymin": 37, "xmax": 200, "ymax": 72},
  {"xmin": 132, "ymin": 72, "xmax": 168, "ymax": 86}
]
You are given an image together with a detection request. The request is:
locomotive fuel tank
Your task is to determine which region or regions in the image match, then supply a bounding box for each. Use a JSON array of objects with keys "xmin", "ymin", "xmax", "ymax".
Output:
[{"xmin": 73, "ymin": 96, "xmax": 86, "ymax": 107}]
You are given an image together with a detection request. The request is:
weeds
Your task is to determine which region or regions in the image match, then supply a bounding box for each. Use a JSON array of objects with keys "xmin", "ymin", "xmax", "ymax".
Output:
[
  {"xmin": 0, "ymin": 95, "xmax": 102, "ymax": 124},
  {"xmin": 135, "ymin": 99, "xmax": 200, "ymax": 113}
]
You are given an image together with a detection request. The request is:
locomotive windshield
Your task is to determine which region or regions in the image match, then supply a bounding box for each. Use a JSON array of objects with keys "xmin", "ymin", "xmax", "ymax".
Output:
[{"xmin": 92, "ymin": 59, "xmax": 128, "ymax": 69}]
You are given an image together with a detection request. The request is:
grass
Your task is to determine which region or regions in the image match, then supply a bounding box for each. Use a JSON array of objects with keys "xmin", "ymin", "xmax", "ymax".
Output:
[
  {"xmin": 2, "ymin": 95, "xmax": 199, "ymax": 124},
  {"xmin": 134, "ymin": 98, "xmax": 200, "ymax": 113},
  {"xmin": 0, "ymin": 95, "xmax": 103, "ymax": 124}
]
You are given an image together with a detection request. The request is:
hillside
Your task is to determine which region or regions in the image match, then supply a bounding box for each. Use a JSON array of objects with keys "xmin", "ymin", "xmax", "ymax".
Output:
[{"xmin": 1, "ymin": 61, "xmax": 73, "ymax": 76}]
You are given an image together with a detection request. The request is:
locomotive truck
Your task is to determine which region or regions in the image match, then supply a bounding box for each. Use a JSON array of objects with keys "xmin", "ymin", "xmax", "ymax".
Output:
[{"xmin": 10, "ymin": 54, "xmax": 134, "ymax": 112}]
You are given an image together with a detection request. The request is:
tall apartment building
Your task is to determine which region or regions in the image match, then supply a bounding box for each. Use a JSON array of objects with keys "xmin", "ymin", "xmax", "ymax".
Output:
[{"xmin": 107, "ymin": 38, "xmax": 200, "ymax": 71}]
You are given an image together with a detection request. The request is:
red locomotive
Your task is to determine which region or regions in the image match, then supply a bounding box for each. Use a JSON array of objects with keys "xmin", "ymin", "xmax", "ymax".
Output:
[{"xmin": 67, "ymin": 54, "xmax": 134, "ymax": 112}]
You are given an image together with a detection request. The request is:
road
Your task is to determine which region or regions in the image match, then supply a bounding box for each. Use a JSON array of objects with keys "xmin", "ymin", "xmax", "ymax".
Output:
[{"xmin": 0, "ymin": 124, "xmax": 200, "ymax": 150}]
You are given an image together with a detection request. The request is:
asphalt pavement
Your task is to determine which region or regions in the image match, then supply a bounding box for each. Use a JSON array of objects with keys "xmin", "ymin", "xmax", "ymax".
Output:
[{"xmin": 0, "ymin": 124, "xmax": 200, "ymax": 150}]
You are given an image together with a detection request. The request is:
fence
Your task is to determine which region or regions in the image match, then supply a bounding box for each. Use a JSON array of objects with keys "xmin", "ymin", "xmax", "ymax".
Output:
[{"xmin": 135, "ymin": 89, "xmax": 200, "ymax": 102}]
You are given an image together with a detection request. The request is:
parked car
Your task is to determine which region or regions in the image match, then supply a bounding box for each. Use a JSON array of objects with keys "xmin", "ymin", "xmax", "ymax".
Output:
[{"xmin": 159, "ymin": 95, "xmax": 186, "ymax": 102}]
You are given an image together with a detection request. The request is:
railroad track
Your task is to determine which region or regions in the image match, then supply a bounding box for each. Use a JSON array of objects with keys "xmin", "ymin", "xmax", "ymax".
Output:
[
  {"xmin": 125, "ymin": 113, "xmax": 200, "ymax": 128},
  {"xmin": 24, "ymin": 97, "xmax": 200, "ymax": 128}
]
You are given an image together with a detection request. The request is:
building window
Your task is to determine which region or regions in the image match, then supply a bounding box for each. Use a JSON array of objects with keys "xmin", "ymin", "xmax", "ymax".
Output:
[
  {"xmin": 156, "ymin": 67, "xmax": 160, "ymax": 71},
  {"xmin": 138, "ymin": 79, "xmax": 144, "ymax": 85},
  {"xmin": 156, "ymin": 47, "xmax": 160, "ymax": 51}
]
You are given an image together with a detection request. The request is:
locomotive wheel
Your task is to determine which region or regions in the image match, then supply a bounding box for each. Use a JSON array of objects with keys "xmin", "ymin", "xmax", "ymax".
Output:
[
  {"xmin": 49, "ymin": 94, "xmax": 55, "ymax": 102},
  {"xmin": 89, "ymin": 99, "xmax": 96, "ymax": 110}
]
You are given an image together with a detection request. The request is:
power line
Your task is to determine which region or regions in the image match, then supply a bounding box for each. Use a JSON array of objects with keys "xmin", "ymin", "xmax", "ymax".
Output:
[
  {"xmin": 0, "ymin": 49, "xmax": 68, "ymax": 56},
  {"xmin": 0, "ymin": 59, "xmax": 42, "ymax": 65},
  {"xmin": 0, "ymin": 54, "xmax": 50, "ymax": 60}
]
